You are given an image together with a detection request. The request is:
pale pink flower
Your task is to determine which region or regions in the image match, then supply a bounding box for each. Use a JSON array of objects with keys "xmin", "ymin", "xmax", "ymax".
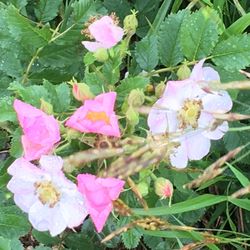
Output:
[
  {"xmin": 66, "ymin": 92, "xmax": 121, "ymax": 137},
  {"xmin": 82, "ymin": 16, "xmax": 124, "ymax": 52},
  {"xmin": 13, "ymin": 100, "xmax": 60, "ymax": 161},
  {"xmin": 148, "ymin": 60, "xmax": 233, "ymax": 168},
  {"xmin": 77, "ymin": 174, "xmax": 125, "ymax": 232},
  {"xmin": 7, "ymin": 155, "xmax": 88, "ymax": 237}
]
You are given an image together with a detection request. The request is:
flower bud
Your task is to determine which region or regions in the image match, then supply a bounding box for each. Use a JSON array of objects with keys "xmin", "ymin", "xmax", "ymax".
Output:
[
  {"xmin": 154, "ymin": 177, "xmax": 173, "ymax": 199},
  {"xmin": 155, "ymin": 82, "xmax": 166, "ymax": 98},
  {"xmin": 72, "ymin": 82, "xmax": 94, "ymax": 102},
  {"xmin": 128, "ymin": 89, "xmax": 145, "ymax": 107},
  {"xmin": 123, "ymin": 10, "xmax": 138, "ymax": 35},
  {"xmin": 177, "ymin": 64, "xmax": 191, "ymax": 80},
  {"xmin": 40, "ymin": 99, "xmax": 53, "ymax": 115},
  {"xmin": 93, "ymin": 48, "xmax": 109, "ymax": 62},
  {"xmin": 126, "ymin": 106, "xmax": 139, "ymax": 126},
  {"xmin": 137, "ymin": 182, "xmax": 149, "ymax": 197},
  {"xmin": 146, "ymin": 84, "xmax": 154, "ymax": 94}
]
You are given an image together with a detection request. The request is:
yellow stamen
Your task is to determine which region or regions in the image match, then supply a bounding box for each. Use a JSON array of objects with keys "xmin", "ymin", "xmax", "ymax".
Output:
[
  {"xmin": 178, "ymin": 99, "xmax": 202, "ymax": 129},
  {"xmin": 85, "ymin": 111, "xmax": 110, "ymax": 124},
  {"xmin": 35, "ymin": 181, "xmax": 61, "ymax": 208}
]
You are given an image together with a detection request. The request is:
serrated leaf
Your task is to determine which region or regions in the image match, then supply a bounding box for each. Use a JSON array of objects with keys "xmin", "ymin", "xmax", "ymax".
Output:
[
  {"xmin": 212, "ymin": 34, "xmax": 250, "ymax": 71},
  {"xmin": 32, "ymin": 230, "xmax": 60, "ymax": 247},
  {"xmin": 9, "ymin": 82, "xmax": 49, "ymax": 107},
  {"xmin": 0, "ymin": 97, "xmax": 16, "ymax": 122},
  {"xmin": 122, "ymin": 227, "xmax": 142, "ymax": 249},
  {"xmin": 180, "ymin": 7, "xmax": 219, "ymax": 60},
  {"xmin": 43, "ymin": 81, "xmax": 71, "ymax": 113},
  {"xmin": 6, "ymin": 0, "xmax": 28, "ymax": 9},
  {"xmin": 9, "ymin": 128, "xmax": 23, "ymax": 158},
  {"xmin": 71, "ymin": 0, "xmax": 94, "ymax": 23},
  {"xmin": 159, "ymin": 10, "xmax": 188, "ymax": 66},
  {"xmin": 135, "ymin": 35, "xmax": 159, "ymax": 71},
  {"xmin": 0, "ymin": 237, "xmax": 11, "ymax": 250},
  {"xmin": 6, "ymin": 5, "xmax": 52, "ymax": 53},
  {"xmin": 0, "ymin": 205, "xmax": 30, "ymax": 238},
  {"xmin": 34, "ymin": 0, "xmax": 63, "ymax": 23}
]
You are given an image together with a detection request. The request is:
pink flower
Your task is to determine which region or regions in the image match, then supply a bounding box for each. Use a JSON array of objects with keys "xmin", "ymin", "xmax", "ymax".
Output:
[
  {"xmin": 7, "ymin": 155, "xmax": 88, "ymax": 236},
  {"xmin": 13, "ymin": 100, "xmax": 60, "ymax": 161},
  {"xmin": 66, "ymin": 92, "xmax": 121, "ymax": 137},
  {"xmin": 82, "ymin": 16, "xmax": 124, "ymax": 52},
  {"xmin": 77, "ymin": 174, "xmax": 125, "ymax": 232},
  {"xmin": 148, "ymin": 60, "xmax": 233, "ymax": 168}
]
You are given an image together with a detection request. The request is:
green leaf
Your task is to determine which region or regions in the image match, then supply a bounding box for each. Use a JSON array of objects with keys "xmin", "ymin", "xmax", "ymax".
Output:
[
  {"xmin": 135, "ymin": 36, "xmax": 159, "ymax": 71},
  {"xmin": 43, "ymin": 81, "xmax": 71, "ymax": 113},
  {"xmin": 6, "ymin": 0, "xmax": 28, "ymax": 9},
  {"xmin": 116, "ymin": 76, "xmax": 149, "ymax": 104},
  {"xmin": 0, "ymin": 237, "xmax": 11, "ymax": 250},
  {"xmin": 0, "ymin": 205, "xmax": 30, "ymax": 238},
  {"xmin": 71, "ymin": 0, "xmax": 94, "ymax": 23},
  {"xmin": 32, "ymin": 230, "xmax": 60, "ymax": 247},
  {"xmin": 222, "ymin": 12, "xmax": 250, "ymax": 38},
  {"xmin": 223, "ymin": 122, "xmax": 250, "ymax": 164},
  {"xmin": 9, "ymin": 128, "xmax": 23, "ymax": 159},
  {"xmin": 9, "ymin": 238, "xmax": 23, "ymax": 250},
  {"xmin": 180, "ymin": 7, "xmax": 219, "ymax": 60},
  {"xmin": 9, "ymin": 81, "xmax": 49, "ymax": 108},
  {"xmin": 158, "ymin": 10, "xmax": 188, "ymax": 66},
  {"xmin": 212, "ymin": 34, "xmax": 250, "ymax": 71},
  {"xmin": 142, "ymin": 229, "xmax": 204, "ymax": 241},
  {"xmin": 0, "ymin": 97, "xmax": 16, "ymax": 122},
  {"xmin": 147, "ymin": 0, "xmax": 173, "ymax": 36},
  {"xmin": 132, "ymin": 194, "xmax": 227, "ymax": 216},
  {"xmin": 226, "ymin": 163, "xmax": 250, "ymax": 187},
  {"xmin": 122, "ymin": 228, "xmax": 142, "ymax": 249},
  {"xmin": 228, "ymin": 197, "xmax": 250, "ymax": 211},
  {"xmin": 6, "ymin": 5, "xmax": 52, "ymax": 53},
  {"xmin": 34, "ymin": 0, "xmax": 63, "ymax": 23}
]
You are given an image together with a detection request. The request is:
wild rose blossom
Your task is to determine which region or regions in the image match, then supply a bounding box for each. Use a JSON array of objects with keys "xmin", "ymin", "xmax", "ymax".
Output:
[
  {"xmin": 82, "ymin": 16, "xmax": 124, "ymax": 52},
  {"xmin": 77, "ymin": 174, "xmax": 125, "ymax": 232},
  {"xmin": 66, "ymin": 92, "xmax": 121, "ymax": 137},
  {"xmin": 13, "ymin": 100, "xmax": 60, "ymax": 161},
  {"xmin": 7, "ymin": 155, "xmax": 88, "ymax": 236},
  {"xmin": 148, "ymin": 60, "xmax": 233, "ymax": 168}
]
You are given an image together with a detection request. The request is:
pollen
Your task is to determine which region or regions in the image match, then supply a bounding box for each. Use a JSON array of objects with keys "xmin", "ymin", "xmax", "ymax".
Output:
[
  {"xmin": 85, "ymin": 111, "xmax": 110, "ymax": 124},
  {"xmin": 178, "ymin": 99, "xmax": 203, "ymax": 129},
  {"xmin": 35, "ymin": 181, "xmax": 61, "ymax": 208}
]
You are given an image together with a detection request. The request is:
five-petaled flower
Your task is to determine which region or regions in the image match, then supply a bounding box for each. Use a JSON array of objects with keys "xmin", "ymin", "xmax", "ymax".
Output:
[
  {"xmin": 13, "ymin": 99, "xmax": 61, "ymax": 161},
  {"xmin": 82, "ymin": 16, "xmax": 124, "ymax": 52},
  {"xmin": 77, "ymin": 173, "xmax": 125, "ymax": 232},
  {"xmin": 66, "ymin": 92, "xmax": 121, "ymax": 137},
  {"xmin": 148, "ymin": 60, "xmax": 233, "ymax": 168},
  {"xmin": 7, "ymin": 155, "xmax": 88, "ymax": 236}
]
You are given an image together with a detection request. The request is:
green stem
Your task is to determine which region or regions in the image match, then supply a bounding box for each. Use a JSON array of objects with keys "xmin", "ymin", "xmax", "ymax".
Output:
[
  {"xmin": 229, "ymin": 126, "xmax": 250, "ymax": 132},
  {"xmin": 22, "ymin": 47, "xmax": 43, "ymax": 84},
  {"xmin": 55, "ymin": 142, "xmax": 71, "ymax": 153},
  {"xmin": 150, "ymin": 172, "xmax": 158, "ymax": 181},
  {"xmin": 146, "ymin": 60, "xmax": 197, "ymax": 78}
]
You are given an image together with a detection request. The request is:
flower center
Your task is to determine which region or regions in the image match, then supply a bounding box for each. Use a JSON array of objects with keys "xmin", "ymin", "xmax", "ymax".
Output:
[
  {"xmin": 85, "ymin": 111, "xmax": 110, "ymax": 124},
  {"xmin": 35, "ymin": 181, "xmax": 61, "ymax": 208},
  {"xmin": 178, "ymin": 99, "xmax": 202, "ymax": 129}
]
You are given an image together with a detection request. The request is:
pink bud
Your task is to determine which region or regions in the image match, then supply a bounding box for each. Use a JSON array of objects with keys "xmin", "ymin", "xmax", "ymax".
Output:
[
  {"xmin": 154, "ymin": 177, "xmax": 173, "ymax": 199},
  {"xmin": 72, "ymin": 82, "xmax": 94, "ymax": 102}
]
